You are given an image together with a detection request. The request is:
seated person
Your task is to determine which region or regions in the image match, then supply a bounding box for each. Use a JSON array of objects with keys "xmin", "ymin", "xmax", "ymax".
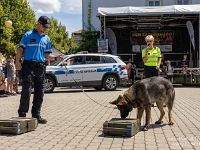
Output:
[{"xmin": 0, "ymin": 75, "xmax": 9, "ymax": 97}]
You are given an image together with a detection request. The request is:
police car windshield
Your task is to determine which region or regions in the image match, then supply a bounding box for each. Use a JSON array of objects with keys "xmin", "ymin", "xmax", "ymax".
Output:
[{"xmin": 50, "ymin": 55, "xmax": 69, "ymax": 66}]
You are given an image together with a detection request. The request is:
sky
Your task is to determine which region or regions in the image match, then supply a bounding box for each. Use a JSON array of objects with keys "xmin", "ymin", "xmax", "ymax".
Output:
[{"xmin": 27, "ymin": 0, "xmax": 82, "ymax": 37}]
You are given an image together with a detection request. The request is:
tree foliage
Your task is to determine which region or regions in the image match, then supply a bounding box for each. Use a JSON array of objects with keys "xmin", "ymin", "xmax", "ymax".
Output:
[
  {"xmin": 77, "ymin": 31, "xmax": 99, "ymax": 52},
  {"xmin": 0, "ymin": 0, "xmax": 36, "ymax": 56},
  {"xmin": 45, "ymin": 18, "xmax": 77, "ymax": 54},
  {"xmin": 0, "ymin": 0, "xmax": 75, "ymax": 57}
]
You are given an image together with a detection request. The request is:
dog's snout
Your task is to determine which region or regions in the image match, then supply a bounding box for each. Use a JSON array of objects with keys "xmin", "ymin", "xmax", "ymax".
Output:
[{"xmin": 120, "ymin": 110, "xmax": 129, "ymax": 118}]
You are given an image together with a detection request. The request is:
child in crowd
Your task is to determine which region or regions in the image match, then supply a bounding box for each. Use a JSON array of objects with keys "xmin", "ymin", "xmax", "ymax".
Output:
[
  {"xmin": 6, "ymin": 55, "xmax": 16, "ymax": 95},
  {"xmin": 165, "ymin": 60, "xmax": 174, "ymax": 83}
]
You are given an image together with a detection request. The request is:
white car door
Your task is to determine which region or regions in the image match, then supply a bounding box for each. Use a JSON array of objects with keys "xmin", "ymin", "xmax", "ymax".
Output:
[
  {"xmin": 83, "ymin": 55, "xmax": 106, "ymax": 82},
  {"xmin": 57, "ymin": 56, "xmax": 84, "ymax": 85}
]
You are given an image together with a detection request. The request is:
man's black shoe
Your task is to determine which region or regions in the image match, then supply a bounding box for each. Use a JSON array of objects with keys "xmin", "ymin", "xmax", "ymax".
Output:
[
  {"xmin": 19, "ymin": 112, "xmax": 26, "ymax": 117},
  {"xmin": 36, "ymin": 117, "xmax": 47, "ymax": 124}
]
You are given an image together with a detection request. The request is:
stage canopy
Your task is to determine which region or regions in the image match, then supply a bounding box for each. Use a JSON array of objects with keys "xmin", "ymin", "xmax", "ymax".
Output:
[{"xmin": 97, "ymin": 4, "xmax": 200, "ymax": 29}]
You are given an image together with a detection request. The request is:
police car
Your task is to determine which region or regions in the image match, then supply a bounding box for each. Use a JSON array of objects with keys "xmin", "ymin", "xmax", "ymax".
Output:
[{"xmin": 44, "ymin": 52, "xmax": 128, "ymax": 93}]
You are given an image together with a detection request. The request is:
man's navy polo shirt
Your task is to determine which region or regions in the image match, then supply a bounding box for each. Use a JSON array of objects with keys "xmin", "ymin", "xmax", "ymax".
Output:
[{"xmin": 19, "ymin": 29, "xmax": 52, "ymax": 63}]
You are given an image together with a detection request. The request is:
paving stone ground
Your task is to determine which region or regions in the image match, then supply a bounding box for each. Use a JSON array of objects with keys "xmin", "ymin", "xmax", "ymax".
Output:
[{"xmin": 0, "ymin": 86, "xmax": 200, "ymax": 150}]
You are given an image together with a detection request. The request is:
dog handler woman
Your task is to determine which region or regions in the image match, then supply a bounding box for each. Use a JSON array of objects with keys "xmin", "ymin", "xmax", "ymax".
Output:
[{"xmin": 142, "ymin": 35, "xmax": 162, "ymax": 78}]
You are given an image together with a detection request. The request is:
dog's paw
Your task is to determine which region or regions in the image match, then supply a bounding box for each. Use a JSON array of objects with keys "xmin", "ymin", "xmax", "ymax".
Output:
[
  {"xmin": 142, "ymin": 125, "xmax": 149, "ymax": 131},
  {"xmin": 155, "ymin": 121, "xmax": 163, "ymax": 124},
  {"xmin": 169, "ymin": 122, "xmax": 174, "ymax": 125}
]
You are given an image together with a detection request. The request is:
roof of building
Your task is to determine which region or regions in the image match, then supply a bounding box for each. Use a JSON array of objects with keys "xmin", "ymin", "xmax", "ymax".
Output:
[{"xmin": 72, "ymin": 29, "xmax": 82, "ymax": 34}]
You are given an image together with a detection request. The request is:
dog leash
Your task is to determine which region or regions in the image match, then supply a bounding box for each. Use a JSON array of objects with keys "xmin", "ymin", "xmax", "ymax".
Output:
[{"xmin": 63, "ymin": 62, "xmax": 113, "ymax": 108}]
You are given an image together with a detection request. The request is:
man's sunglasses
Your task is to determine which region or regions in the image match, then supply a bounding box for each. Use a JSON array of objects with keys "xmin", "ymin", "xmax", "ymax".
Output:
[{"xmin": 39, "ymin": 22, "xmax": 47, "ymax": 28}]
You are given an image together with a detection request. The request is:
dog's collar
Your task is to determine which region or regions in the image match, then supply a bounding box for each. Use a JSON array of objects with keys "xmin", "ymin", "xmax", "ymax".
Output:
[{"xmin": 123, "ymin": 95, "xmax": 133, "ymax": 106}]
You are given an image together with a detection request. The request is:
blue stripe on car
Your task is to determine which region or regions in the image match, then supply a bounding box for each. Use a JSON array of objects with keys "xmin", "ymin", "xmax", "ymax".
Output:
[
  {"xmin": 54, "ymin": 71, "xmax": 65, "ymax": 75},
  {"xmin": 97, "ymin": 68, "xmax": 112, "ymax": 72},
  {"xmin": 54, "ymin": 70, "xmax": 74, "ymax": 75},
  {"xmin": 51, "ymin": 65, "xmax": 123, "ymax": 75}
]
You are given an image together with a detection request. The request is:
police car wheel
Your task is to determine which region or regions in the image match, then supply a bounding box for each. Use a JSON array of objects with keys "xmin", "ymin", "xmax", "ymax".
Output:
[
  {"xmin": 103, "ymin": 75, "xmax": 118, "ymax": 91},
  {"xmin": 93, "ymin": 86, "xmax": 103, "ymax": 90},
  {"xmin": 44, "ymin": 76, "xmax": 55, "ymax": 93}
]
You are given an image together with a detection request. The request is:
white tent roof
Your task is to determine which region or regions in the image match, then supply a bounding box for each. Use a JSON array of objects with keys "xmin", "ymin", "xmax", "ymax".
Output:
[
  {"xmin": 96, "ymin": 5, "xmax": 200, "ymax": 29},
  {"xmin": 97, "ymin": 4, "xmax": 200, "ymax": 16}
]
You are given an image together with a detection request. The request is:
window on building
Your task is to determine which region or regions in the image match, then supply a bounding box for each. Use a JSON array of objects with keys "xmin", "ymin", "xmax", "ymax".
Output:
[
  {"xmin": 148, "ymin": 1, "xmax": 160, "ymax": 6},
  {"xmin": 177, "ymin": 0, "xmax": 189, "ymax": 5}
]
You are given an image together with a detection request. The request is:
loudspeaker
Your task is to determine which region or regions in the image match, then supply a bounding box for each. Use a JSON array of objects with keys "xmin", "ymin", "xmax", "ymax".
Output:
[{"xmin": 91, "ymin": 46, "xmax": 98, "ymax": 53}]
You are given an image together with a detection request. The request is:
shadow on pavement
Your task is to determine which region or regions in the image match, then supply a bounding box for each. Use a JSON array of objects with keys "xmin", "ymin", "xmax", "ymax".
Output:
[
  {"xmin": 0, "ymin": 134, "xmax": 17, "ymax": 137},
  {"xmin": 97, "ymin": 123, "xmax": 168, "ymax": 139}
]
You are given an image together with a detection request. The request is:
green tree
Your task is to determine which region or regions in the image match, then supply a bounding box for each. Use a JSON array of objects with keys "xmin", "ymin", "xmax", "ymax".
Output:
[
  {"xmin": 0, "ymin": 0, "xmax": 75, "ymax": 57},
  {"xmin": 45, "ymin": 18, "xmax": 76, "ymax": 54},
  {"xmin": 0, "ymin": 0, "xmax": 36, "ymax": 56},
  {"xmin": 77, "ymin": 31, "xmax": 99, "ymax": 52}
]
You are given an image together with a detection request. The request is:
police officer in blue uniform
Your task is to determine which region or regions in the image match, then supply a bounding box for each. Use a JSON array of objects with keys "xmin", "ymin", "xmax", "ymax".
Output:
[{"xmin": 15, "ymin": 16, "xmax": 63, "ymax": 124}]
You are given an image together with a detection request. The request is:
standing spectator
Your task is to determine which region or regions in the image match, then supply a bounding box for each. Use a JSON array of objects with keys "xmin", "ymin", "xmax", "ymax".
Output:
[
  {"xmin": 2, "ymin": 61, "xmax": 7, "ymax": 78},
  {"xmin": 180, "ymin": 55, "xmax": 189, "ymax": 76},
  {"xmin": 124, "ymin": 63, "xmax": 132, "ymax": 86},
  {"xmin": 165, "ymin": 60, "xmax": 174, "ymax": 83},
  {"xmin": 15, "ymin": 16, "xmax": 63, "ymax": 124},
  {"xmin": 13, "ymin": 72, "xmax": 19, "ymax": 94},
  {"xmin": 142, "ymin": 35, "xmax": 162, "ymax": 107},
  {"xmin": 0, "ymin": 53, "xmax": 3, "ymax": 78},
  {"xmin": 6, "ymin": 55, "xmax": 16, "ymax": 95},
  {"xmin": 126, "ymin": 58, "xmax": 136, "ymax": 84}
]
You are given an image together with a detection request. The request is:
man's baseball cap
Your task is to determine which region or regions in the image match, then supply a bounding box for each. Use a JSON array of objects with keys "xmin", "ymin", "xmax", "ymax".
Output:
[{"xmin": 38, "ymin": 16, "xmax": 50, "ymax": 28}]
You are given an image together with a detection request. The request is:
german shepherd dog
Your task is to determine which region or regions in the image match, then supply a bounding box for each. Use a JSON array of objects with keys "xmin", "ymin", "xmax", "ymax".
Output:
[{"xmin": 110, "ymin": 77, "xmax": 175, "ymax": 131}]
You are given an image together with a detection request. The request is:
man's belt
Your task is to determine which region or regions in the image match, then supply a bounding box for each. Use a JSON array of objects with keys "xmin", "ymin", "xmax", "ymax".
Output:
[{"xmin": 24, "ymin": 60, "xmax": 45, "ymax": 68}]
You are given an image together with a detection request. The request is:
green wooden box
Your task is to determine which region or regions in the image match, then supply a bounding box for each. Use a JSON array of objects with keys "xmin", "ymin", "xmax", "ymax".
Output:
[
  {"xmin": 0, "ymin": 117, "xmax": 38, "ymax": 134},
  {"xmin": 103, "ymin": 118, "xmax": 140, "ymax": 137}
]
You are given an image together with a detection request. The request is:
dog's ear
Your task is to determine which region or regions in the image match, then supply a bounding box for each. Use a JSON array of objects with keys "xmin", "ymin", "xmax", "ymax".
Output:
[
  {"xmin": 117, "ymin": 95, "xmax": 127, "ymax": 106},
  {"xmin": 109, "ymin": 100, "xmax": 118, "ymax": 105},
  {"xmin": 116, "ymin": 100, "xmax": 127, "ymax": 106},
  {"xmin": 109, "ymin": 95, "xmax": 123, "ymax": 105}
]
